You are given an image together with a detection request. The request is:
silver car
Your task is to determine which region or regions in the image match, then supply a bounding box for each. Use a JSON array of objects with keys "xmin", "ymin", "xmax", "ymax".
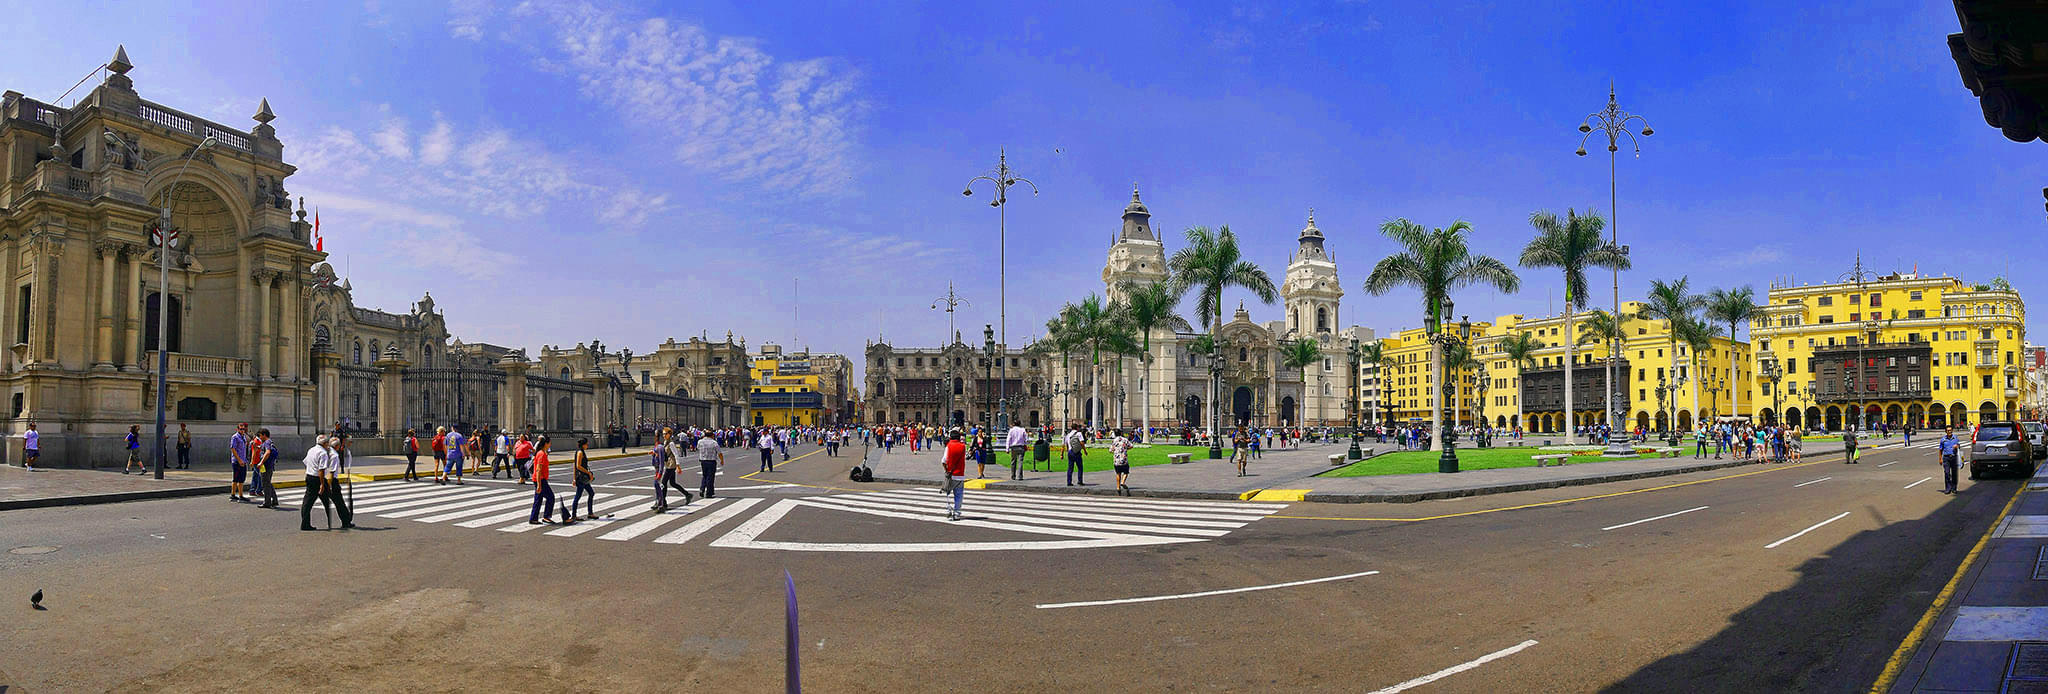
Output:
[
  {"xmin": 1971, "ymin": 421, "xmax": 2037, "ymax": 479},
  {"xmin": 2023, "ymin": 421, "xmax": 2047, "ymax": 461}
]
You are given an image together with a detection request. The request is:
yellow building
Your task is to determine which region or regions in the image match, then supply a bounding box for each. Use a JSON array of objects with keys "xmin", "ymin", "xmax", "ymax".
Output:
[
  {"xmin": 1749, "ymin": 272, "xmax": 2028, "ymax": 430},
  {"xmin": 1376, "ymin": 319, "xmax": 1493, "ymax": 428},
  {"xmin": 1469, "ymin": 302, "xmax": 1753, "ymax": 435},
  {"xmin": 749, "ymin": 344, "xmax": 827, "ymax": 427}
]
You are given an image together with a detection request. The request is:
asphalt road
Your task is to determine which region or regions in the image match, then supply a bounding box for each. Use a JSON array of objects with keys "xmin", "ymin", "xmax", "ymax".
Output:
[{"xmin": 0, "ymin": 438, "xmax": 2017, "ymax": 692}]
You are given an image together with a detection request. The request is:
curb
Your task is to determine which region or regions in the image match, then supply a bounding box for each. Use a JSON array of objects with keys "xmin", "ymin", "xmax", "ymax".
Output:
[
  {"xmin": 868, "ymin": 475, "xmax": 1252, "ymax": 501},
  {"xmin": 0, "ymin": 483, "xmax": 225, "ymax": 511}
]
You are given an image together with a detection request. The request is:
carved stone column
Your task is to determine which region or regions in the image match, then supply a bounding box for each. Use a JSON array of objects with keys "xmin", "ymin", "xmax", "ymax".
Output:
[
  {"xmin": 124, "ymin": 245, "xmax": 144, "ymax": 370},
  {"xmin": 313, "ymin": 344, "xmax": 340, "ymax": 434},
  {"xmin": 498, "ymin": 356, "xmax": 528, "ymax": 432},
  {"xmin": 251, "ymin": 269, "xmax": 278, "ymax": 378},
  {"xmin": 373, "ymin": 349, "xmax": 410, "ymax": 447},
  {"xmin": 94, "ymin": 241, "xmax": 117, "ymax": 368},
  {"xmin": 580, "ymin": 373, "xmax": 610, "ymax": 434}
]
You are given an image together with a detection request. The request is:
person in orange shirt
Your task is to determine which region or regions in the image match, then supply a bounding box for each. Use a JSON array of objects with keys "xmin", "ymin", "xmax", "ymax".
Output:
[
  {"xmin": 942, "ymin": 430, "xmax": 967, "ymax": 521},
  {"xmin": 527, "ymin": 435, "xmax": 560, "ymax": 525}
]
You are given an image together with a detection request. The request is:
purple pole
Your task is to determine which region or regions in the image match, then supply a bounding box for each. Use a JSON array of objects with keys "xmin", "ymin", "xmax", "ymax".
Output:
[{"xmin": 785, "ymin": 570, "xmax": 800, "ymax": 694}]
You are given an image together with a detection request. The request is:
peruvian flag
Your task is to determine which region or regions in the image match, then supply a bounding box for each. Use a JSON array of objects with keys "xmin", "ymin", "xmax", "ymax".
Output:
[{"xmin": 314, "ymin": 208, "xmax": 323, "ymax": 252}]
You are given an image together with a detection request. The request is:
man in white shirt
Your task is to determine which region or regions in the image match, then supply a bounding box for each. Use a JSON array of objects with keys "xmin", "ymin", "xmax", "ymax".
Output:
[
  {"xmin": 757, "ymin": 430, "xmax": 776, "ymax": 472},
  {"xmin": 1064, "ymin": 424, "xmax": 1088, "ymax": 487},
  {"xmin": 1006, "ymin": 423, "xmax": 1029, "ymax": 480},
  {"xmin": 697, "ymin": 430, "xmax": 723, "ymax": 498},
  {"xmin": 299, "ymin": 435, "xmax": 353, "ymax": 531},
  {"xmin": 491, "ymin": 430, "xmax": 513, "ymax": 479}
]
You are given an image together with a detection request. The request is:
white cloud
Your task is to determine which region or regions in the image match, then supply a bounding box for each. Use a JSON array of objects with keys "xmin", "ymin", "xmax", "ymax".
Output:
[
  {"xmin": 464, "ymin": 0, "xmax": 868, "ymax": 197},
  {"xmin": 598, "ymin": 189, "xmax": 671, "ymax": 227},
  {"xmin": 370, "ymin": 118, "xmax": 410, "ymax": 158},
  {"xmin": 292, "ymin": 189, "xmax": 516, "ymax": 282},
  {"xmin": 418, "ymin": 116, "xmax": 453, "ymax": 166}
]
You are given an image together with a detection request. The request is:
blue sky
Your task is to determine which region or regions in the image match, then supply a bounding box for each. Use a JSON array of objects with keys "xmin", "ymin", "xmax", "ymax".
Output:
[{"xmin": 5, "ymin": 1, "xmax": 2038, "ymax": 376}]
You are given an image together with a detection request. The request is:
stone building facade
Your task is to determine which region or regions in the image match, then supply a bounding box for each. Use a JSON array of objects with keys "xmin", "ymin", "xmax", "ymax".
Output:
[{"xmin": 864, "ymin": 336, "xmax": 1054, "ymax": 428}]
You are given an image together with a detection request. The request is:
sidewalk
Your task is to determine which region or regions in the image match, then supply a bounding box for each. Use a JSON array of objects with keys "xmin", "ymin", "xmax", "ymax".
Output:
[
  {"xmin": 1884, "ymin": 466, "xmax": 2048, "ymax": 693},
  {"xmin": 867, "ymin": 439, "xmax": 1866, "ymax": 503},
  {"xmin": 0, "ymin": 446, "xmax": 663, "ymax": 511}
]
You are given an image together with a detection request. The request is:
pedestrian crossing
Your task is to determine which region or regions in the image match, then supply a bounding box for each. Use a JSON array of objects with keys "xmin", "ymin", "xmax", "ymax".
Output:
[{"xmin": 277, "ymin": 479, "xmax": 1286, "ymax": 552}]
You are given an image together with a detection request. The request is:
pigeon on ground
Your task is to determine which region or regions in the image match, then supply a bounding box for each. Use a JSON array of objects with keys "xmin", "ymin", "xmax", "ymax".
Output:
[{"xmin": 31, "ymin": 588, "xmax": 44, "ymax": 610}]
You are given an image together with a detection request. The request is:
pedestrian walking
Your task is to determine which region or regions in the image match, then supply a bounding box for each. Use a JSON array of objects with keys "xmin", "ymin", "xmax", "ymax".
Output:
[
  {"xmin": 1694, "ymin": 427, "xmax": 1709, "ymax": 459},
  {"xmin": 569, "ymin": 438, "xmax": 598, "ymax": 521},
  {"xmin": 465, "ymin": 430, "xmax": 484, "ymax": 477},
  {"xmin": 1844, "ymin": 429, "xmax": 1859, "ymax": 464},
  {"xmin": 660, "ymin": 429, "xmax": 694, "ymax": 508},
  {"xmin": 402, "ymin": 429, "xmax": 421, "ymax": 481},
  {"xmin": 176, "ymin": 423, "xmax": 192, "ymax": 469},
  {"xmin": 443, "ymin": 427, "xmax": 468, "ymax": 484},
  {"xmin": 430, "ymin": 427, "xmax": 448, "ymax": 484},
  {"xmin": 1940, "ymin": 429, "xmax": 1962, "ymax": 494},
  {"xmin": 228, "ymin": 423, "xmax": 251, "ymax": 502},
  {"xmin": 758, "ymin": 428, "xmax": 776, "ymax": 473},
  {"xmin": 250, "ymin": 428, "xmax": 278, "ymax": 508},
  {"xmin": 491, "ymin": 430, "xmax": 512, "ymax": 479},
  {"xmin": 943, "ymin": 430, "xmax": 967, "ymax": 521},
  {"xmin": 1063, "ymin": 423, "xmax": 1087, "ymax": 486},
  {"xmin": 123, "ymin": 424, "xmax": 144, "ymax": 474},
  {"xmin": 514, "ymin": 433, "xmax": 534, "ymax": 485},
  {"xmin": 1233, "ymin": 428, "xmax": 1252, "ymax": 477},
  {"xmin": 697, "ymin": 428, "xmax": 723, "ymax": 499},
  {"xmin": 1110, "ymin": 428, "xmax": 1133, "ymax": 496},
  {"xmin": 19, "ymin": 422, "xmax": 37, "ymax": 471},
  {"xmin": 298, "ymin": 435, "xmax": 353, "ymax": 531},
  {"xmin": 528, "ymin": 435, "xmax": 559, "ymax": 525},
  {"xmin": 1007, "ymin": 422, "xmax": 1028, "ymax": 480}
]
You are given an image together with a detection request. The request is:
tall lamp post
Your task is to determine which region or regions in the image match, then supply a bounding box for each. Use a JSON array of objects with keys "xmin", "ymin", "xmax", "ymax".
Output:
[
  {"xmin": 1347, "ymin": 336, "xmax": 1364, "ymax": 460},
  {"xmin": 1578, "ymin": 84, "xmax": 1652, "ymax": 457},
  {"xmin": 964, "ymin": 151, "xmax": 1038, "ymax": 433},
  {"xmin": 620, "ymin": 348, "xmax": 634, "ymax": 434},
  {"xmin": 1428, "ymin": 310, "xmax": 1473, "ymax": 473},
  {"xmin": 1835, "ymin": 254, "xmax": 1893, "ymax": 433},
  {"xmin": 983, "ymin": 325, "xmax": 997, "ymax": 428},
  {"xmin": 1761, "ymin": 358, "xmax": 1782, "ymax": 426},
  {"xmin": 112, "ymin": 131, "xmax": 215, "ymax": 479},
  {"xmin": 448, "ymin": 339, "xmax": 466, "ymax": 434}
]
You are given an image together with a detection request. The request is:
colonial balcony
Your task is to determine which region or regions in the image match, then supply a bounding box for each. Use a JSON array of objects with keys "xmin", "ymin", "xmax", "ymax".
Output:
[
  {"xmin": 144, "ymin": 351, "xmax": 253, "ymax": 379},
  {"xmin": 1812, "ymin": 388, "xmax": 1932, "ymax": 405}
]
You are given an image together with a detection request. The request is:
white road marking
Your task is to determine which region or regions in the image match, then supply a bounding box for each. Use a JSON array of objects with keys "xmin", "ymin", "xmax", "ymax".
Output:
[
  {"xmin": 1904, "ymin": 477, "xmax": 1933, "ymax": 490},
  {"xmin": 1793, "ymin": 476, "xmax": 1831, "ymax": 488},
  {"xmin": 1600, "ymin": 506, "xmax": 1709, "ymax": 531},
  {"xmin": 439, "ymin": 498, "xmax": 553, "ymax": 526},
  {"xmin": 899, "ymin": 488, "xmax": 1278, "ymax": 519},
  {"xmin": 1364, "ymin": 640, "xmax": 1540, "ymax": 694},
  {"xmin": 495, "ymin": 493, "xmax": 621, "ymax": 533},
  {"xmin": 380, "ymin": 490, "xmax": 525, "ymax": 519},
  {"xmin": 801, "ymin": 494, "xmax": 1229, "ymax": 537},
  {"xmin": 1877, "ymin": 461, "xmax": 1899, "ymax": 468},
  {"xmin": 651, "ymin": 498, "xmax": 762, "ymax": 544},
  {"xmin": 498, "ymin": 494, "xmax": 644, "ymax": 533},
  {"xmin": 921, "ymin": 486, "xmax": 1283, "ymax": 512},
  {"xmin": 355, "ymin": 488, "xmax": 503, "ymax": 514},
  {"xmin": 869, "ymin": 491, "xmax": 1251, "ymax": 528},
  {"xmin": 1034, "ymin": 570, "xmax": 1380, "ymax": 609},
  {"xmin": 1765, "ymin": 511, "xmax": 1853, "ymax": 549},
  {"xmin": 597, "ymin": 498, "xmax": 729, "ymax": 541}
]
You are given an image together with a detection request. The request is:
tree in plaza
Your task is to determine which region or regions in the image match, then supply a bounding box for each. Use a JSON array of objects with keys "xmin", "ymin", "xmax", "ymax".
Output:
[
  {"xmin": 1519, "ymin": 209, "xmax": 1628, "ymax": 441},
  {"xmin": 1576, "ymin": 308, "xmax": 1631, "ymax": 430},
  {"xmin": 1365, "ymin": 219, "xmax": 1521, "ymax": 451},
  {"xmin": 1058, "ymin": 294, "xmax": 1137, "ymax": 432},
  {"xmin": 1442, "ymin": 340, "xmax": 1484, "ymax": 430},
  {"xmin": 1638, "ymin": 277, "xmax": 1707, "ymax": 435},
  {"xmin": 1673, "ymin": 315, "xmax": 1716, "ymax": 431},
  {"xmin": 1356, "ymin": 339, "xmax": 1387, "ymax": 428},
  {"xmin": 1166, "ymin": 226, "xmax": 1277, "ymax": 457},
  {"xmin": 1280, "ymin": 337, "xmax": 1323, "ymax": 427},
  {"xmin": 1496, "ymin": 330, "xmax": 1545, "ymax": 432},
  {"xmin": 1703, "ymin": 286, "xmax": 1757, "ymax": 420},
  {"xmin": 1039, "ymin": 314, "xmax": 1079, "ymax": 429},
  {"xmin": 1118, "ymin": 280, "xmax": 1193, "ymax": 439}
]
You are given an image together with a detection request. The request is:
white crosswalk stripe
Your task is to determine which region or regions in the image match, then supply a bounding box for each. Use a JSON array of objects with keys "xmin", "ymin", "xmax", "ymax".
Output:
[{"xmin": 251, "ymin": 480, "xmax": 1285, "ymax": 553}]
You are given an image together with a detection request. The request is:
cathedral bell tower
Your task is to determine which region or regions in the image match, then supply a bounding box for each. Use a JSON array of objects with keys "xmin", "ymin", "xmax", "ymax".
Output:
[
  {"xmin": 1103, "ymin": 186, "xmax": 1168, "ymax": 303},
  {"xmin": 1282, "ymin": 210, "xmax": 1342, "ymax": 339}
]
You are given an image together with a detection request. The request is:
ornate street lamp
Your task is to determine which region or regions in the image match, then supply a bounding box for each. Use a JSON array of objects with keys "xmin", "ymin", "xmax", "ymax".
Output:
[
  {"xmin": 1347, "ymin": 336, "xmax": 1364, "ymax": 460},
  {"xmin": 1428, "ymin": 310, "xmax": 1473, "ymax": 473},
  {"xmin": 964, "ymin": 151, "xmax": 1038, "ymax": 432},
  {"xmin": 111, "ymin": 131, "xmax": 215, "ymax": 479},
  {"xmin": 1578, "ymin": 84, "xmax": 1652, "ymax": 457},
  {"xmin": 448, "ymin": 338, "xmax": 466, "ymax": 433},
  {"xmin": 983, "ymin": 324, "xmax": 997, "ymax": 428}
]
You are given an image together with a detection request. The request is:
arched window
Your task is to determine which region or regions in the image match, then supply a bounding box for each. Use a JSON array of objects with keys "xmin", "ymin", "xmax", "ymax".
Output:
[
  {"xmin": 314, "ymin": 324, "xmax": 330, "ymax": 347},
  {"xmin": 352, "ymin": 340, "xmax": 362, "ymax": 365},
  {"xmin": 1291, "ymin": 309, "xmax": 1299, "ymax": 332},
  {"xmin": 1316, "ymin": 307, "xmax": 1329, "ymax": 333},
  {"xmin": 678, "ymin": 357, "xmax": 689, "ymax": 367},
  {"xmin": 953, "ymin": 378, "xmax": 964, "ymax": 395},
  {"xmin": 1239, "ymin": 347, "xmax": 1248, "ymax": 362},
  {"xmin": 369, "ymin": 340, "xmax": 380, "ymax": 362},
  {"xmin": 558, "ymin": 367, "xmax": 571, "ymax": 380}
]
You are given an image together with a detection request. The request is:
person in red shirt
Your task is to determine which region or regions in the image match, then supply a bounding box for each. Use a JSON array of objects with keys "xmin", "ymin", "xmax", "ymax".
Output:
[
  {"xmin": 402, "ymin": 429, "xmax": 421, "ymax": 482},
  {"xmin": 527, "ymin": 435, "xmax": 560, "ymax": 525},
  {"xmin": 942, "ymin": 430, "xmax": 967, "ymax": 521},
  {"xmin": 430, "ymin": 427, "xmax": 448, "ymax": 484}
]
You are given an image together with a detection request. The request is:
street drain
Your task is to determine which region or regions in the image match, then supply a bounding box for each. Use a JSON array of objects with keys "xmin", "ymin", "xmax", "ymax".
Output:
[
  {"xmin": 8, "ymin": 545, "xmax": 59, "ymax": 555},
  {"xmin": 2005, "ymin": 642, "xmax": 2048, "ymax": 692}
]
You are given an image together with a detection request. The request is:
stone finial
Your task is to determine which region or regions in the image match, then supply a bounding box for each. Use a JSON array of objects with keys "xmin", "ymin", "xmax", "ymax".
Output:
[
  {"xmin": 108, "ymin": 45, "xmax": 133, "ymax": 75},
  {"xmin": 253, "ymin": 98, "xmax": 275, "ymax": 124}
]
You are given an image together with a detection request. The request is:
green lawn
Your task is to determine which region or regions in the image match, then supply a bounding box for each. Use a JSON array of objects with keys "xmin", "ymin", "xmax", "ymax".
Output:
[
  {"xmin": 1324, "ymin": 448, "xmax": 1622, "ymax": 477},
  {"xmin": 994, "ymin": 444, "xmax": 1217, "ymax": 473}
]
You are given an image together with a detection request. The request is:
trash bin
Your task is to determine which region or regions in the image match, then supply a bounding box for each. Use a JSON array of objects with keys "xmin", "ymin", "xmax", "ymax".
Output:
[{"xmin": 1032, "ymin": 438, "xmax": 1051, "ymax": 471}]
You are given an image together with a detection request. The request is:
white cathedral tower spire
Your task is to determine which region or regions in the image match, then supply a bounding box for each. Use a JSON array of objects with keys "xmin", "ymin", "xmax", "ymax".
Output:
[
  {"xmin": 1282, "ymin": 208, "xmax": 1343, "ymax": 338},
  {"xmin": 1103, "ymin": 185, "xmax": 1168, "ymax": 304}
]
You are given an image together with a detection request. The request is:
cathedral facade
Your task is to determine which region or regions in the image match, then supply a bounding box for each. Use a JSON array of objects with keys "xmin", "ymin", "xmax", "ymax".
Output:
[{"xmin": 1052, "ymin": 190, "xmax": 1370, "ymax": 431}]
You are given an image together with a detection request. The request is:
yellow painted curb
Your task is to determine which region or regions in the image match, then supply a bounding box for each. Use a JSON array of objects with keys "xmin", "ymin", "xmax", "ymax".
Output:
[
  {"xmin": 1250, "ymin": 489, "xmax": 1309, "ymax": 502},
  {"xmin": 1868, "ymin": 481, "xmax": 2028, "ymax": 693},
  {"xmin": 964, "ymin": 478, "xmax": 1002, "ymax": 490},
  {"xmin": 1238, "ymin": 489, "xmax": 1263, "ymax": 501}
]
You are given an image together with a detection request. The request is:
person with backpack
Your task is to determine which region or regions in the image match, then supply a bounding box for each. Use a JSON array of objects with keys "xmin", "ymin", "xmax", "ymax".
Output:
[
  {"xmin": 1844, "ymin": 428, "xmax": 1859, "ymax": 464},
  {"xmin": 1063, "ymin": 423, "xmax": 1087, "ymax": 486},
  {"xmin": 568, "ymin": 438, "xmax": 598, "ymax": 521},
  {"xmin": 491, "ymin": 429, "xmax": 513, "ymax": 479},
  {"xmin": 402, "ymin": 429, "xmax": 421, "ymax": 481},
  {"xmin": 513, "ymin": 433, "xmax": 535, "ymax": 485}
]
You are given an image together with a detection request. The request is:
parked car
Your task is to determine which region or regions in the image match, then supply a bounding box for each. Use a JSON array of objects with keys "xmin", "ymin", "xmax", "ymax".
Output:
[
  {"xmin": 1970, "ymin": 421, "xmax": 2037, "ymax": 479},
  {"xmin": 2022, "ymin": 421, "xmax": 2048, "ymax": 461}
]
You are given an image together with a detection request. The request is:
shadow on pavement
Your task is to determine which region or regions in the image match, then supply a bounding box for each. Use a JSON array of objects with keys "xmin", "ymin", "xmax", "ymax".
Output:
[{"xmin": 1601, "ymin": 480, "xmax": 2020, "ymax": 692}]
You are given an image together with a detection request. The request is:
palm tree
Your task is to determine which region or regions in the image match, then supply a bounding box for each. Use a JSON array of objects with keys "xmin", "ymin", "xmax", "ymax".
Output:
[
  {"xmin": 1497, "ymin": 331, "xmax": 1544, "ymax": 433},
  {"xmin": 1280, "ymin": 337, "xmax": 1323, "ymax": 427},
  {"xmin": 1059, "ymin": 294, "xmax": 1137, "ymax": 432},
  {"xmin": 1520, "ymin": 209, "xmax": 1628, "ymax": 442},
  {"xmin": 1365, "ymin": 219, "xmax": 1521, "ymax": 454},
  {"xmin": 1577, "ymin": 309, "xmax": 1630, "ymax": 359},
  {"xmin": 1167, "ymin": 226, "xmax": 1277, "ymax": 457},
  {"xmin": 1120, "ymin": 280, "xmax": 1193, "ymax": 440},
  {"xmin": 1356, "ymin": 340, "xmax": 1387, "ymax": 428},
  {"xmin": 1674, "ymin": 315, "xmax": 1715, "ymax": 432},
  {"xmin": 1703, "ymin": 286, "xmax": 1757, "ymax": 420},
  {"xmin": 1639, "ymin": 277, "xmax": 1707, "ymax": 438},
  {"xmin": 1041, "ymin": 314, "xmax": 1079, "ymax": 429}
]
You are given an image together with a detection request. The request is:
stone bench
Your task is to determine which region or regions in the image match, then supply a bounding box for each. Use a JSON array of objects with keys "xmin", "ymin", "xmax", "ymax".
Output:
[
  {"xmin": 1533, "ymin": 454, "xmax": 1571, "ymax": 467},
  {"xmin": 1167, "ymin": 453, "xmax": 1192, "ymax": 464},
  {"xmin": 1328, "ymin": 453, "xmax": 1348, "ymax": 466},
  {"xmin": 1651, "ymin": 447, "xmax": 1681, "ymax": 458},
  {"xmin": 1359, "ymin": 447, "xmax": 1375, "ymax": 458}
]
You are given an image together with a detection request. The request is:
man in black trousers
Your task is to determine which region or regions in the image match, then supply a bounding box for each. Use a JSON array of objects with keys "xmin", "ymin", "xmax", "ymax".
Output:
[{"xmin": 299, "ymin": 435, "xmax": 354, "ymax": 531}]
